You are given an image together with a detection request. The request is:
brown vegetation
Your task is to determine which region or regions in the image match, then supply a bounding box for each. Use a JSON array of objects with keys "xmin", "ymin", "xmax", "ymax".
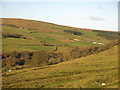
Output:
[
  {"xmin": 2, "ymin": 18, "xmax": 60, "ymax": 33},
  {"xmin": 2, "ymin": 39, "xmax": 119, "ymax": 73}
]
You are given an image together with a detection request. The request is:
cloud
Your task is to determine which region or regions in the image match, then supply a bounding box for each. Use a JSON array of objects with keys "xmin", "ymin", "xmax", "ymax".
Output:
[{"xmin": 90, "ymin": 16, "xmax": 105, "ymax": 21}]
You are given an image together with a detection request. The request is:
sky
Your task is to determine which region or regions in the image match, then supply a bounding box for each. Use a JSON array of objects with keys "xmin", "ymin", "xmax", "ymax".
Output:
[{"xmin": 1, "ymin": 0, "xmax": 119, "ymax": 31}]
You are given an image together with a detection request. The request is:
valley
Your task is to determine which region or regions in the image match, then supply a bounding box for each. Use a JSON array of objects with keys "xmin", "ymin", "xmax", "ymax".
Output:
[{"xmin": 2, "ymin": 18, "xmax": 119, "ymax": 88}]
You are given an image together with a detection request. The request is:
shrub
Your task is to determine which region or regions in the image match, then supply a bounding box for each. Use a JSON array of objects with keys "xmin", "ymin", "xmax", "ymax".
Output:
[
  {"xmin": 64, "ymin": 30, "xmax": 83, "ymax": 35},
  {"xmin": 31, "ymin": 51, "xmax": 48, "ymax": 67},
  {"xmin": 2, "ymin": 39, "xmax": 119, "ymax": 68}
]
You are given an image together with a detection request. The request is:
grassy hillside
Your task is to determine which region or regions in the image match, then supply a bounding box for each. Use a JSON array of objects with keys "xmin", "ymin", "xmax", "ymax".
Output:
[
  {"xmin": 2, "ymin": 18, "xmax": 119, "ymax": 53},
  {"xmin": 2, "ymin": 18, "xmax": 119, "ymax": 89},
  {"xmin": 3, "ymin": 45, "xmax": 118, "ymax": 88}
]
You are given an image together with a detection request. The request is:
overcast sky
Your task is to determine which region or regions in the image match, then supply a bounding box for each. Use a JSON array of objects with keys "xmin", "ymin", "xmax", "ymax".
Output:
[{"xmin": 1, "ymin": 0, "xmax": 119, "ymax": 31}]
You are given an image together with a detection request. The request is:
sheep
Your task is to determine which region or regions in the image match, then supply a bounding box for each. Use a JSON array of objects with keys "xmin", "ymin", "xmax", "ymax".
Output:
[
  {"xmin": 8, "ymin": 69, "xmax": 11, "ymax": 72},
  {"xmin": 102, "ymin": 83, "xmax": 106, "ymax": 86}
]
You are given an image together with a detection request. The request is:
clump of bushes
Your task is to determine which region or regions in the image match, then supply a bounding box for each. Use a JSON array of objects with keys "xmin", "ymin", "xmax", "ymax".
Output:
[
  {"xmin": 2, "ymin": 39, "xmax": 120, "ymax": 69},
  {"xmin": 2, "ymin": 33, "xmax": 26, "ymax": 39},
  {"xmin": 2, "ymin": 24, "xmax": 19, "ymax": 28},
  {"xmin": 70, "ymin": 39, "xmax": 119, "ymax": 59},
  {"xmin": 93, "ymin": 30, "xmax": 119, "ymax": 40},
  {"xmin": 96, "ymin": 33, "xmax": 118, "ymax": 40},
  {"xmin": 31, "ymin": 51, "xmax": 48, "ymax": 66},
  {"xmin": 40, "ymin": 41, "xmax": 55, "ymax": 46},
  {"xmin": 64, "ymin": 30, "xmax": 83, "ymax": 35}
]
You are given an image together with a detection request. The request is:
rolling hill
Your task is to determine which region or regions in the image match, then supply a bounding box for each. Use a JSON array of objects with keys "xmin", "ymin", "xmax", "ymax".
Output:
[
  {"xmin": 2, "ymin": 18, "xmax": 119, "ymax": 53},
  {"xmin": 3, "ymin": 45, "xmax": 118, "ymax": 88},
  {"xmin": 2, "ymin": 18, "xmax": 119, "ymax": 88}
]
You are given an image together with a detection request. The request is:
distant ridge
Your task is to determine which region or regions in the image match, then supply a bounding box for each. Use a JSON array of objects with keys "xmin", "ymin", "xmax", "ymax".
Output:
[{"xmin": 1, "ymin": 18, "xmax": 118, "ymax": 33}]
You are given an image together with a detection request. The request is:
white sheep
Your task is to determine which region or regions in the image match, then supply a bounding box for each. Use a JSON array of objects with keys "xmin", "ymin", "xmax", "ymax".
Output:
[
  {"xmin": 102, "ymin": 83, "xmax": 106, "ymax": 86},
  {"xmin": 8, "ymin": 69, "xmax": 11, "ymax": 72}
]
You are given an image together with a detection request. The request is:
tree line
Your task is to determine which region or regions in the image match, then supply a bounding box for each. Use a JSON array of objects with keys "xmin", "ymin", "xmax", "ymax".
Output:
[
  {"xmin": 64, "ymin": 30, "xmax": 83, "ymax": 35},
  {"xmin": 93, "ymin": 30, "xmax": 120, "ymax": 40},
  {"xmin": 2, "ymin": 39, "xmax": 119, "ymax": 71}
]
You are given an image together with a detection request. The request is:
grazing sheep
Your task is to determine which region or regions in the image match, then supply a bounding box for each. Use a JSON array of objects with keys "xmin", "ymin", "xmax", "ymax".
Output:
[
  {"xmin": 8, "ymin": 69, "xmax": 11, "ymax": 72},
  {"xmin": 19, "ymin": 27, "xmax": 22, "ymax": 29},
  {"xmin": 74, "ymin": 39, "xmax": 79, "ymax": 41},
  {"xmin": 102, "ymin": 83, "xmax": 106, "ymax": 86},
  {"xmin": 19, "ymin": 66, "xmax": 22, "ymax": 69}
]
